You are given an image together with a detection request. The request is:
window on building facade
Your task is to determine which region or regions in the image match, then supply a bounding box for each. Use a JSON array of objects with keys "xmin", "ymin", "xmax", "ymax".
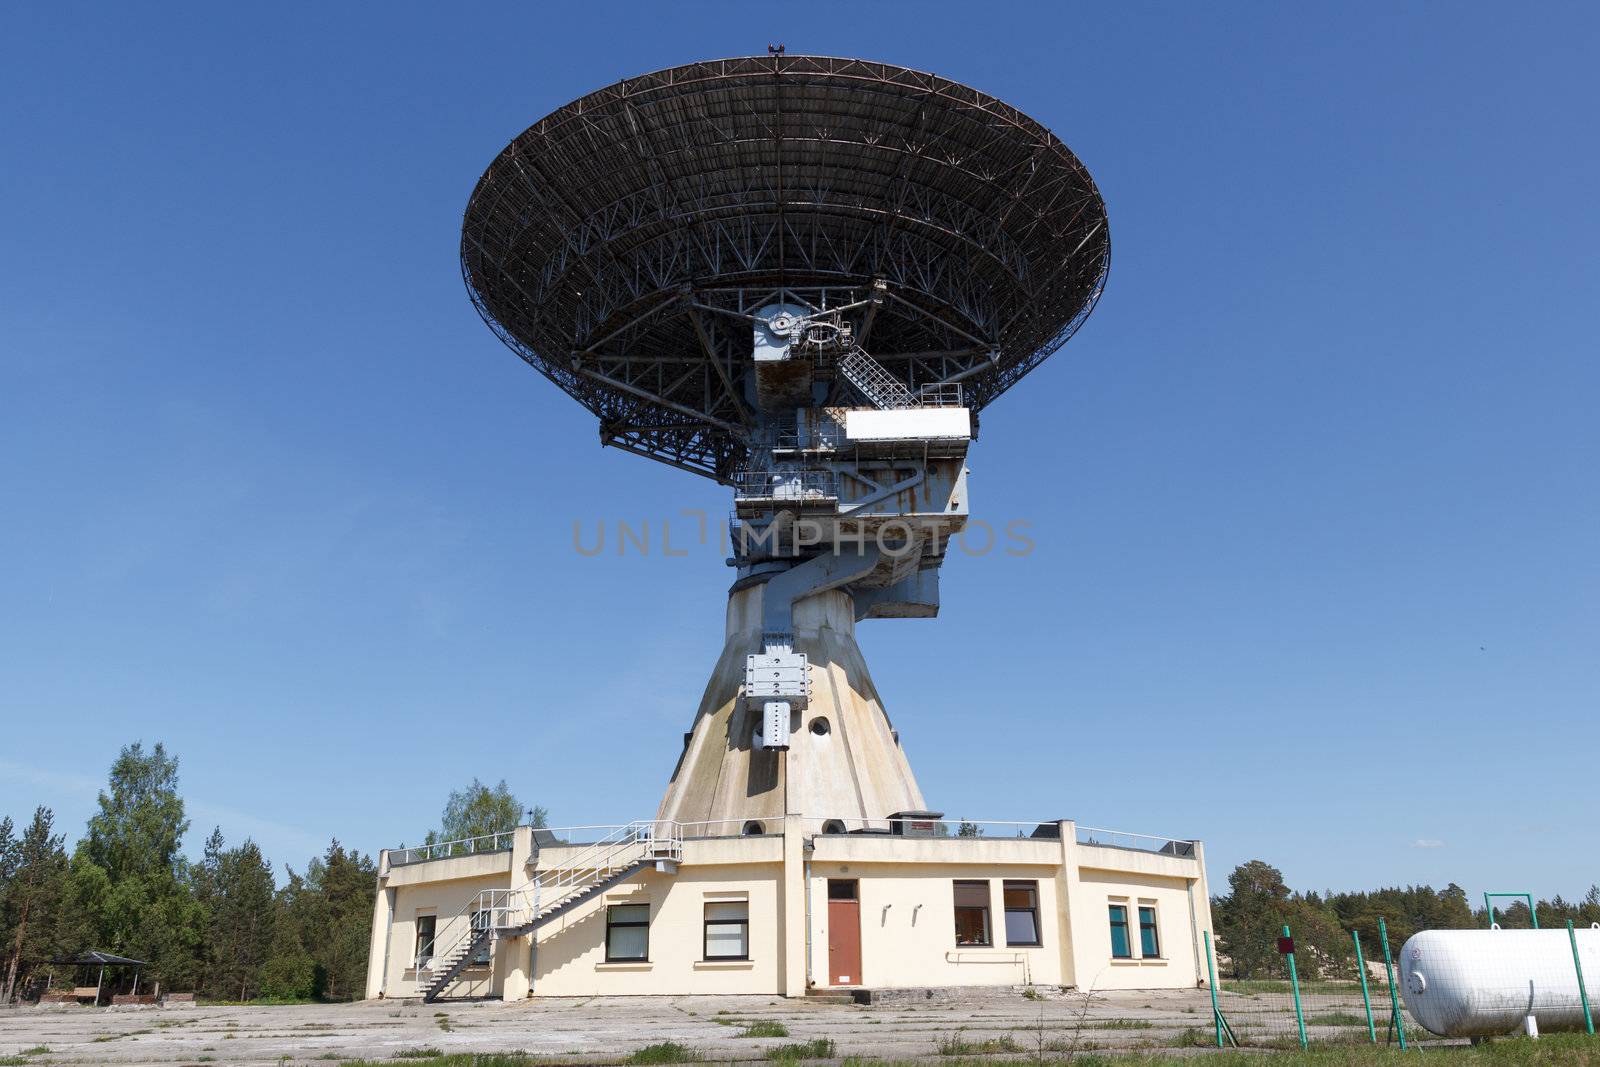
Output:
[
  {"xmin": 605, "ymin": 903, "xmax": 650, "ymax": 962},
  {"xmin": 469, "ymin": 909, "xmax": 492, "ymax": 966},
  {"xmin": 953, "ymin": 880, "xmax": 992, "ymax": 946},
  {"xmin": 1003, "ymin": 880, "xmax": 1041, "ymax": 946},
  {"xmin": 414, "ymin": 914, "xmax": 437, "ymax": 967},
  {"xmin": 1139, "ymin": 905, "xmax": 1161, "ymax": 958},
  {"xmin": 1108, "ymin": 904, "xmax": 1132, "ymax": 958},
  {"xmin": 704, "ymin": 901, "xmax": 750, "ymax": 960}
]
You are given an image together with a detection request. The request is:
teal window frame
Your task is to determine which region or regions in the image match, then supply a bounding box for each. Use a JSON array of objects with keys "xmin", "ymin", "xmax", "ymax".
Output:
[
  {"xmin": 1109, "ymin": 904, "xmax": 1132, "ymax": 958},
  {"xmin": 1138, "ymin": 905, "xmax": 1160, "ymax": 958}
]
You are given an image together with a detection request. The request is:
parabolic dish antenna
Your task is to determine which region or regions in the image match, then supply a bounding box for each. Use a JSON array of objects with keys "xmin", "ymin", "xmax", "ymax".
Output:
[{"xmin": 462, "ymin": 54, "xmax": 1108, "ymax": 482}]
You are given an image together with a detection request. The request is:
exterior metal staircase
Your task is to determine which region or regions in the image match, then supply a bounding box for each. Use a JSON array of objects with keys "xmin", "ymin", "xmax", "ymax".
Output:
[
  {"xmin": 838, "ymin": 346, "xmax": 917, "ymax": 410},
  {"xmin": 419, "ymin": 821, "xmax": 682, "ymax": 1002}
]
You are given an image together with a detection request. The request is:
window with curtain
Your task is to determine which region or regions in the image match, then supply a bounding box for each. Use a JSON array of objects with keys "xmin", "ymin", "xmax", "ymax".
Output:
[
  {"xmin": 414, "ymin": 914, "xmax": 437, "ymax": 967},
  {"xmin": 704, "ymin": 901, "xmax": 749, "ymax": 960},
  {"xmin": 605, "ymin": 903, "xmax": 650, "ymax": 962},
  {"xmin": 1002, "ymin": 880, "xmax": 1041, "ymax": 946},
  {"xmin": 1138, "ymin": 905, "xmax": 1160, "ymax": 958},
  {"xmin": 953, "ymin": 881, "xmax": 992, "ymax": 946},
  {"xmin": 1108, "ymin": 904, "xmax": 1131, "ymax": 958}
]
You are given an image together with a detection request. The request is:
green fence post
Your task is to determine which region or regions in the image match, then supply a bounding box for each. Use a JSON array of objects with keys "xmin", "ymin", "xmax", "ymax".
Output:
[
  {"xmin": 1569, "ymin": 920, "xmax": 1595, "ymax": 1036},
  {"xmin": 1204, "ymin": 930, "xmax": 1223, "ymax": 1048},
  {"xmin": 1378, "ymin": 918, "xmax": 1407, "ymax": 1050},
  {"xmin": 1284, "ymin": 923, "xmax": 1308, "ymax": 1049},
  {"xmin": 1353, "ymin": 929, "xmax": 1377, "ymax": 1043}
]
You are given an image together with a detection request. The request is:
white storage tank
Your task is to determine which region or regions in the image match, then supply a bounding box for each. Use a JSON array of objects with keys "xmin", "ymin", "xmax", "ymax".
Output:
[{"xmin": 1400, "ymin": 928, "xmax": 1600, "ymax": 1037}]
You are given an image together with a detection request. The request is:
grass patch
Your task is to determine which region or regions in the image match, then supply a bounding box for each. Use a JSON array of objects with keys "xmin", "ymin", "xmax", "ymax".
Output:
[
  {"xmin": 340, "ymin": 1056, "xmax": 535, "ymax": 1067},
  {"xmin": 766, "ymin": 1039, "xmax": 836, "ymax": 1061},
  {"xmin": 902, "ymin": 1032, "xmax": 1600, "ymax": 1063},
  {"xmin": 393, "ymin": 1050, "xmax": 445, "ymax": 1060},
  {"xmin": 1306, "ymin": 1011, "xmax": 1373, "ymax": 1027},
  {"xmin": 21, "ymin": 1050, "xmax": 50, "ymax": 1057},
  {"xmin": 937, "ymin": 1034, "xmax": 1023, "ymax": 1055},
  {"xmin": 1082, "ymin": 1019, "xmax": 1154, "ymax": 1030},
  {"xmin": 1168, "ymin": 1027, "xmax": 1213, "ymax": 1047},
  {"xmin": 737, "ymin": 1021, "xmax": 791, "ymax": 1038},
  {"xmin": 1221, "ymin": 978, "xmax": 1374, "ymax": 997},
  {"xmin": 435, "ymin": 1013, "xmax": 453, "ymax": 1032},
  {"xmin": 626, "ymin": 1043, "xmax": 701, "ymax": 1065}
]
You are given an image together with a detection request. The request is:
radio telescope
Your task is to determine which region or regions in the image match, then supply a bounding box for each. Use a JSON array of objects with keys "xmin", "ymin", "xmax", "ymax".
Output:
[{"xmin": 461, "ymin": 54, "xmax": 1109, "ymax": 829}]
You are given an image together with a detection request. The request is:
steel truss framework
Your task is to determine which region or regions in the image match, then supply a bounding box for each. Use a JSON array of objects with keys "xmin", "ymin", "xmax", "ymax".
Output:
[{"xmin": 462, "ymin": 54, "xmax": 1111, "ymax": 482}]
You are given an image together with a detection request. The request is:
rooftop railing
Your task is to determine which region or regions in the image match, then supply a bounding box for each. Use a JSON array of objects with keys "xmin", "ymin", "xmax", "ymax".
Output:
[
  {"xmin": 388, "ymin": 830, "xmax": 517, "ymax": 867},
  {"xmin": 387, "ymin": 819, "xmax": 1199, "ymax": 861},
  {"xmin": 802, "ymin": 816, "xmax": 1060, "ymax": 839},
  {"xmin": 1075, "ymin": 825, "xmax": 1197, "ymax": 858}
]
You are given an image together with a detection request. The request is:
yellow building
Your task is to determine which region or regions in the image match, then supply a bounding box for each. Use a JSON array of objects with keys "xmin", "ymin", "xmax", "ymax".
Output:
[{"xmin": 364, "ymin": 818, "xmax": 1211, "ymax": 1001}]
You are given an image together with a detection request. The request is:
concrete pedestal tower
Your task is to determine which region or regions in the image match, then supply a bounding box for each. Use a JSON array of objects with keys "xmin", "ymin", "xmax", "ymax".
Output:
[{"xmin": 658, "ymin": 585, "xmax": 925, "ymax": 829}]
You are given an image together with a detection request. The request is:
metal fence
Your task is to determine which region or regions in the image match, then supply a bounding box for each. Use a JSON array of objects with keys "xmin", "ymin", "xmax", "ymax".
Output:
[
  {"xmin": 1205, "ymin": 916, "xmax": 1600, "ymax": 1049},
  {"xmin": 1206, "ymin": 920, "xmax": 1417, "ymax": 1050}
]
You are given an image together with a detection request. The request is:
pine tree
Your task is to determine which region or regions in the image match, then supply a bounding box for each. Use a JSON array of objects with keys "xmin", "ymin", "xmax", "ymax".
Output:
[
  {"xmin": 2, "ymin": 808, "xmax": 69, "ymax": 1001},
  {"xmin": 304, "ymin": 841, "xmax": 374, "ymax": 1001},
  {"xmin": 209, "ymin": 840, "xmax": 276, "ymax": 1000},
  {"xmin": 190, "ymin": 827, "xmax": 226, "ymax": 996}
]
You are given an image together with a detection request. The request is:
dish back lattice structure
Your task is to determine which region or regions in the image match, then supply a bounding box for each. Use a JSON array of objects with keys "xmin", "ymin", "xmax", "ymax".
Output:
[{"xmin": 461, "ymin": 54, "xmax": 1109, "ymax": 482}]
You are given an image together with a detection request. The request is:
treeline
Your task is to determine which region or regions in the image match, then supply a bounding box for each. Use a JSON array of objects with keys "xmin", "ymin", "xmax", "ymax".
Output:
[
  {"xmin": 1213, "ymin": 859, "xmax": 1600, "ymax": 980},
  {"xmin": 0, "ymin": 742, "xmax": 374, "ymax": 1002}
]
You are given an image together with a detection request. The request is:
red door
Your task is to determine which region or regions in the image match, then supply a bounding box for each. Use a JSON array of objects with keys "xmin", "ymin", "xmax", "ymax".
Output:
[{"xmin": 827, "ymin": 879, "xmax": 861, "ymax": 986}]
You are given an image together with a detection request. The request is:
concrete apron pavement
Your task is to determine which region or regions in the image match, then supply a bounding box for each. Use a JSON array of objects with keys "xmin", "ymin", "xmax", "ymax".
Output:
[{"xmin": 0, "ymin": 987, "xmax": 1219, "ymax": 1064}]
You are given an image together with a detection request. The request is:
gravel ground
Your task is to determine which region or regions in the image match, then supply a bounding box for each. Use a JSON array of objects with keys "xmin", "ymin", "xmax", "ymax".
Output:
[{"xmin": 0, "ymin": 987, "xmax": 1224, "ymax": 1064}]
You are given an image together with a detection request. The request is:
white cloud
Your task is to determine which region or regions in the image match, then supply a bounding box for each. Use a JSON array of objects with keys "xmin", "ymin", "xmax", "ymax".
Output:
[
  {"xmin": 1411, "ymin": 838, "xmax": 1445, "ymax": 849},
  {"xmin": 0, "ymin": 759, "xmax": 103, "ymax": 797},
  {"xmin": 0, "ymin": 758, "xmax": 324, "ymax": 869}
]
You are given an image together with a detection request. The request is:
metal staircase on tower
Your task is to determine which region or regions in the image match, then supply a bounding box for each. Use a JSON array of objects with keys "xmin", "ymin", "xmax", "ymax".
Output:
[
  {"xmin": 837, "ymin": 346, "xmax": 918, "ymax": 409},
  {"xmin": 419, "ymin": 822, "xmax": 681, "ymax": 1002}
]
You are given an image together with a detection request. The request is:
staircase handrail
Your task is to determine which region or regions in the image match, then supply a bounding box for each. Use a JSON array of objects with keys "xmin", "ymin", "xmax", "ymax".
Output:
[{"xmin": 424, "ymin": 820, "xmax": 682, "ymax": 978}]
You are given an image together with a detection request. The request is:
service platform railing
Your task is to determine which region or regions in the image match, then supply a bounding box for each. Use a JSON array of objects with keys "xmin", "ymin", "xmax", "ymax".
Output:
[
  {"xmin": 732, "ymin": 469, "xmax": 841, "ymax": 503},
  {"xmin": 916, "ymin": 382, "xmax": 965, "ymax": 407}
]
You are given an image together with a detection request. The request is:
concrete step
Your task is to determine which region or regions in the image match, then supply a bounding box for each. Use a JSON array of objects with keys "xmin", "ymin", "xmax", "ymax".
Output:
[{"xmin": 803, "ymin": 989, "xmax": 859, "ymax": 1004}]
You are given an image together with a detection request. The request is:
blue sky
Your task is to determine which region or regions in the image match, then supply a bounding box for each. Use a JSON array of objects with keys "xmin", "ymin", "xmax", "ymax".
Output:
[{"xmin": 2, "ymin": 3, "xmax": 1595, "ymax": 900}]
